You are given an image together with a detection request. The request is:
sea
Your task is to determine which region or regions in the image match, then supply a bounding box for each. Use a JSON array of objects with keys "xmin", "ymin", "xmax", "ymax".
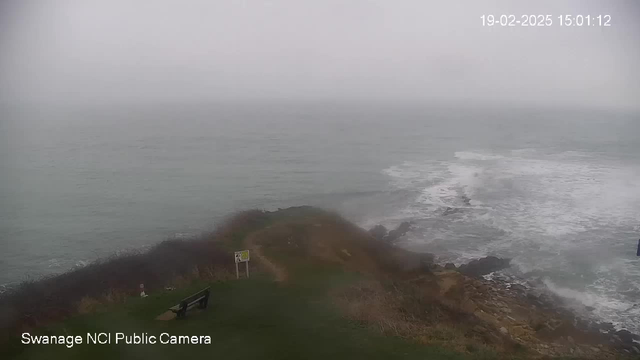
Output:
[{"xmin": 1, "ymin": 101, "xmax": 639, "ymax": 332}]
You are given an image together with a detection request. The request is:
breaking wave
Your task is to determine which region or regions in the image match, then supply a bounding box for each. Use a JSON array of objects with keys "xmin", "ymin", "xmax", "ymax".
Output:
[{"xmin": 382, "ymin": 149, "xmax": 640, "ymax": 332}]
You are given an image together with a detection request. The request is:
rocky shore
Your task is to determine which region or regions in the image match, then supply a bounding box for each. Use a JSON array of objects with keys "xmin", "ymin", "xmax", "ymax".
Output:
[
  {"xmin": 368, "ymin": 221, "xmax": 640, "ymax": 358},
  {"xmin": 3, "ymin": 205, "xmax": 637, "ymax": 360}
]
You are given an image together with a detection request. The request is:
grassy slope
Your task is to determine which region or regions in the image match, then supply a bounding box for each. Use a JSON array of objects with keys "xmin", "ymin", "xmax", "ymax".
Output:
[{"xmin": 9, "ymin": 208, "xmax": 500, "ymax": 360}]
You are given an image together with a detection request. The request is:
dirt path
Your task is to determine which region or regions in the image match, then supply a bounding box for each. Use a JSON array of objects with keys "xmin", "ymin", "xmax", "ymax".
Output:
[{"xmin": 244, "ymin": 232, "xmax": 288, "ymax": 282}]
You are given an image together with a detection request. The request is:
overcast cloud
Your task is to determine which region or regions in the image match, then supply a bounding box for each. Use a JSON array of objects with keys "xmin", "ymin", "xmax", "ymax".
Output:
[{"xmin": 0, "ymin": 0, "xmax": 638, "ymax": 110}]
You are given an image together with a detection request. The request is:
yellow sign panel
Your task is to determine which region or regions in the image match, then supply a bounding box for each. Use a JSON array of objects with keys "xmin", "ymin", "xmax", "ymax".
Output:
[{"xmin": 234, "ymin": 250, "xmax": 250, "ymax": 263}]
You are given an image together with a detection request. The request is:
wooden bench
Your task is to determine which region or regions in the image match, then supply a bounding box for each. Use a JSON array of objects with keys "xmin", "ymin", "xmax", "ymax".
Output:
[{"xmin": 169, "ymin": 287, "xmax": 210, "ymax": 318}]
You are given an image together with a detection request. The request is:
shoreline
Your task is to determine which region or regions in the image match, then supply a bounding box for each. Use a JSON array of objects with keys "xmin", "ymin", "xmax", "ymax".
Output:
[
  {"xmin": 369, "ymin": 219, "xmax": 640, "ymax": 356},
  {"xmin": 2, "ymin": 207, "xmax": 639, "ymax": 358},
  {"xmin": 374, "ymin": 217, "xmax": 640, "ymax": 337}
]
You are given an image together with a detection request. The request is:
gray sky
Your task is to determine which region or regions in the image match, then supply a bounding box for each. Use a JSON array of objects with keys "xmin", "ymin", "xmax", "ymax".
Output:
[{"xmin": 1, "ymin": 0, "xmax": 638, "ymax": 110}]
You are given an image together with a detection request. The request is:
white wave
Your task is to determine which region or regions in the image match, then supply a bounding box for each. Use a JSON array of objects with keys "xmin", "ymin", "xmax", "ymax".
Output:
[
  {"xmin": 384, "ymin": 149, "xmax": 640, "ymax": 237},
  {"xmin": 357, "ymin": 212, "xmax": 418, "ymax": 230},
  {"xmin": 543, "ymin": 279, "xmax": 606, "ymax": 308},
  {"xmin": 172, "ymin": 232, "xmax": 196, "ymax": 240},
  {"xmin": 382, "ymin": 161, "xmax": 441, "ymax": 190},
  {"xmin": 382, "ymin": 148, "xmax": 640, "ymax": 332},
  {"xmin": 556, "ymin": 150, "xmax": 593, "ymax": 158},
  {"xmin": 510, "ymin": 148, "xmax": 537, "ymax": 156},
  {"xmin": 543, "ymin": 278, "xmax": 639, "ymax": 332},
  {"xmin": 415, "ymin": 163, "xmax": 484, "ymax": 208},
  {"xmin": 47, "ymin": 258, "xmax": 63, "ymax": 268},
  {"xmin": 454, "ymin": 151, "xmax": 504, "ymax": 161},
  {"xmin": 74, "ymin": 260, "xmax": 90, "ymax": 268},
  {"xmin": 473, "ymin": 154, "xmax": 632, "ymax": 235},
  {"xmin": 0, "ymin": 283, "xmax": 16, "ymax": 294}
]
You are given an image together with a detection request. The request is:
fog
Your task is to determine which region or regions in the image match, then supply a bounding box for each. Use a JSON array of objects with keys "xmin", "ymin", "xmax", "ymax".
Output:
[{"xmin": 1, "ymin": 0, "xmax": 639, "ymax": 110}]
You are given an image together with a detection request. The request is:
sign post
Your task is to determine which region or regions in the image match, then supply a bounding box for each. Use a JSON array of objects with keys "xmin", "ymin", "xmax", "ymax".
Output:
[{"xmin": 234, "ymin": 250, "xmax": 250, "ymax": 279}]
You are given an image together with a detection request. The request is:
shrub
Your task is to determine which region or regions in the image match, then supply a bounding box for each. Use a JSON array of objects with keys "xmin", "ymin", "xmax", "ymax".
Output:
[{"xmin": 0, "ymin": 210, "xmax": 271, "ymax": 338}]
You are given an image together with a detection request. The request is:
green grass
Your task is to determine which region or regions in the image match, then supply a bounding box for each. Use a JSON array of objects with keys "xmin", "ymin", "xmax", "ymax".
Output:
[
  {"xmin": 7, "ymin": 208, "xmax": 503, "ymax": 359},
  {"xmin": 8, "ymin": 268, "xmax": 498, "ymax": 360}
]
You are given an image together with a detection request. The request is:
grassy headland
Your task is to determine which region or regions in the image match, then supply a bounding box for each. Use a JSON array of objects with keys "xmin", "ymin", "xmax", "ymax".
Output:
[{"xmin": 0, "ymin": 207, "xmax": 633, "ymax": 359}]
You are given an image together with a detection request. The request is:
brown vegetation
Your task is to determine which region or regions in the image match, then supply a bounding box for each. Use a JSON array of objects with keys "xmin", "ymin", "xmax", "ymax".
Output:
[
  {"xmin": 3, "ymin": 206, "xmax": 637, "ymax": 359},
  {"xmin": 243, "ymin": 209, "xmax": 631, "ymax": 359},
  {"xmin": 332, "ymin": 280, "xmax": 495, "ymax": 355},
  {"xmin": 0, "ymin": 210, "xmax": 270, "ymax": 340},
  {"xmin": 249, "ymin": 212, "xmax": 435, "ymax": 281}
]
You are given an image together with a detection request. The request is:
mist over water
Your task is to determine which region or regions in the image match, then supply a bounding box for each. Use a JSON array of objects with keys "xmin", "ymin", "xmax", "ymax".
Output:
[
  {"xmin": 1, "ymin": 102, "xmax": 639, "ymax": 331},
  {"xmin": 381, "ymin": 148, "xmax": 640, "ymax": 332}
]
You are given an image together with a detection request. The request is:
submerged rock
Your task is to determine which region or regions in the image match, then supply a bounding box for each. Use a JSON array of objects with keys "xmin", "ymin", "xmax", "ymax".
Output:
[
  {"xmin": 385, "ymin": 221, "xmax": 412, "ymax": 242},
  {"xmin": 443, "ymin": 207, "xmax": 463, "ymax": 216},
  {"xmin": 458, "ymin": 256, "xmax": 511, "ymax": 277},
  {"xmin": 396, "ymin": 221, "xmax": 411, "ymax": 234},
  {"xmin": 369, "ymin": 221, "xmax": 413, "ymax": 243},
  {"xmin": 396, "ymin": 252, "xmax": 435, "ymax": 272},
  {"xmin": 615, "ymin": 329, "xmax": 639, "ymax": 344},
  {"xmin": 368, "ymin": 225, "xmax": 388, "ymax": 240}
]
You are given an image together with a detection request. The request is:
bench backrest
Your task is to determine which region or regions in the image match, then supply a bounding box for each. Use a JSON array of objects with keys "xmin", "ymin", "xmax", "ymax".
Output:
[{"xmin": 180, "ymin": 287, "xmax": 210, "ymax": 305}]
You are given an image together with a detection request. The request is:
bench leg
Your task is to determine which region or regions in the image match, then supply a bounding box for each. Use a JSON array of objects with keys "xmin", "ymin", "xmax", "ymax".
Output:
[
  {"xmin": 199, "ymin": 297, "xmax": 208, "ymax": 309},
  {"xmin": 177, "ymin": 302, "xmax": 187, "ymax": 318},
  {"xmin": 200, "ymin": 290, "xmax": 210, "ymax": 309}
]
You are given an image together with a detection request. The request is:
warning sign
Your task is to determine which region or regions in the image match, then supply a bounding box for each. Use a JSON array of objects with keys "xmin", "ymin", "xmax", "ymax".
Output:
[
  {"xmin": 234, "ymin": 250, "xmax": 250, "ymax": 263},
  {"xmin": 234, "ymin": 250, "xmax": 250, "ymax": 279}
]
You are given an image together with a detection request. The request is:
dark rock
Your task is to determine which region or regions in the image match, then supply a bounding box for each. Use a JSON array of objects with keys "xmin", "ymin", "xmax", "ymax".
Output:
[
  {"xmin": 443, "ymin": 207, "xmax": 463, "ymax": 216},
  {"xmin": 615, "ymin": 329, "xmax": 638, "ymax": 343},
  {"xmin": 597, "ymin": 322, "xmax": 615, "ymax": 332},
  {"xmin": 369, "ymin": 225, "xmax": 388, "ymax": 240},
  {"xmin": 462, "ymin": 195, "xmax": 471, "ymax": 205},
  {"xmin": 386, "ymin": 229, "xmax": 400, "ymax": 241},
  {"xmin": 396, "ymin": 221, "xmax": 411, "ymax": 234},
  {"xmin": 612, "ymin": 335, "xmax": 622, "ymax": 343},
  {"xmin": 397, "ymin": 252, "xmax": 435, "ymax": 272},
  {"xmin": 458, "ymin": 256, "xmax": 511, "ymax": 277},
  {"xmin": 383, "ymin": 221, "xmax": 412, "ymax": 243},
  {"xmin": 575, "ymin": 317, "xmax": 589, "ymax": 329},
  {"xmin": 444, "ymin": 263, "xmax": 457, "ymax": 270}
]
